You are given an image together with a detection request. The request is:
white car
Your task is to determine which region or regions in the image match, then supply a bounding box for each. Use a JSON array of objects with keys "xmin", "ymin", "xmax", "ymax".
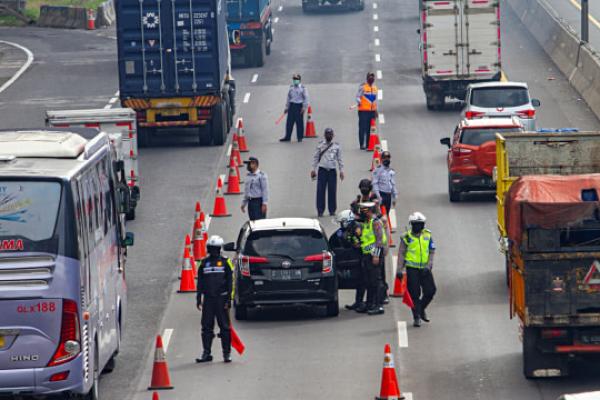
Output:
[
  {"xmin": 461, "ymin": 81, "xmax": 541, "ymax": 131},
  {"xmin": 557, "ymin": 392, "xmax": 600, "ymax": 400}
]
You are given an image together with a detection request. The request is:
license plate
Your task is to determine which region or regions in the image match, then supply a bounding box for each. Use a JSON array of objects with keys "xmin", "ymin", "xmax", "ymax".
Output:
[
  {"xmin": 582, "ymin": 334, "xmax": 600, "ymax": 344},
  {"xmin": 272, "ymin": 269, "xmax": 302, "ymax": 280},
  {"xmin": 160, "ymin": 109, "xmax": 184, "ymax": 117},
  {"xmin": 0, "ymin": 336, "xmax": 4, "ymax": 348}
]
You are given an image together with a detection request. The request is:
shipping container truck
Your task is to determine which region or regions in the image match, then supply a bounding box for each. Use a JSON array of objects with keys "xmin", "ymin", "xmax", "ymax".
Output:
[
  {"xmin": 418, "ymin": 0, "xmax": 501, "ymax": 110},
  {"xmin": 116, "ymin": 0, "xmax": 235, "ymax": 146},
  {"xmin": 226, "ymin": 0, "xmax": 272, "ymax": 67}
]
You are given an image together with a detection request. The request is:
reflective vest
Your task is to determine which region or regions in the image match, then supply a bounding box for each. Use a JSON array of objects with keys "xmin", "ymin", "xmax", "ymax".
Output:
[
  {"xmin": 360, "ymin": 219, "xmax": 387, "ymax": 255},
  {"xmin": 358, "ymin": 83, "xmax": 378, "ymax": 112},
  {"xmin": 403, "ymin": 229, "xmax": 432, "ymax": 269}
]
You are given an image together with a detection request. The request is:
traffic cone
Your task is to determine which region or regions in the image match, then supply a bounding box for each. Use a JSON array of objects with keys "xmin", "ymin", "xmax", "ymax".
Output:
[
  {"xmin": 152, "ymin": 392, "xmax": 160, "ymax": 400},
  {"xmin": 305, "ymin": 105, "xmax": 317, "ymax": 138},
  {"xmin": 226, "ymin": 166, "xmax": 242, "ymax": 195},
  {"xmin": 182, "ymin": 234, "xmax": 197, "ymax": 279},
  {"xmin": 237, "ymin": 118, "xmax": 249, "ymax": 152},
  {"xmin": 367, "ymin": 118, "xmax": 381, "ymax": 151},
  {"xmin": 194, "ymin": 201, "xmax": 202, "ymax": 224},
  {"xmin": 178, "ymin": 247, "xmax": 197, "ymax": 293},
  {"xmin": 148, "ymin": 335, "xmax": 174, "ymax": 390},
  {"xmin": 376, "ymin": 343, "xmax": 404, "ymax": 400},
  {"xmin": 231, "ymin": 136, "xmax": 243, "ymax": 167},
  {"xmin": 210, "ymin": 177, "xmax": 231, "ymax": 217},
  {"xmin": 391, "ymin": 273, "xmax": 406, "ymax": 298},
  {"xmin": 371, "ymin": 144, "xmax": 381, "ymax": 172},
  {"xmin": 380, "ymin": 206, "xmax": 396, "ymax": 248},
  {"xmin": 193, "ymin": 217, "xmax": 207, "ymax": 260},
  {"xmin": 200, "ymin": 211, "xmax": 208, "ymax": 242}
]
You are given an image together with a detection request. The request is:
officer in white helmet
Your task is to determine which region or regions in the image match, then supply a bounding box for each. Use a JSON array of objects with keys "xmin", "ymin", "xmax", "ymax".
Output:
[
  {"xmin": 196, "ymin": 235, "xmax": 235, "ymax": 363},
  {"xmin": 396, "ymin": 212, "xmax": 437, "ymax": 327}
]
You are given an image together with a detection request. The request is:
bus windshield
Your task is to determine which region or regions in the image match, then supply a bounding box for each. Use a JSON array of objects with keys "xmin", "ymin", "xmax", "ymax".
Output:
[{"xmin": 0, "ymin": 181, "xmax": 62, "ymax": 241}]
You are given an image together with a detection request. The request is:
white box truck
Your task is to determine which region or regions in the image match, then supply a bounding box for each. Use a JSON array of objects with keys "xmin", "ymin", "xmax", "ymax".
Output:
[{"xmin": 419, "ymin": 0, "xmax": 501, "ymax": 109}]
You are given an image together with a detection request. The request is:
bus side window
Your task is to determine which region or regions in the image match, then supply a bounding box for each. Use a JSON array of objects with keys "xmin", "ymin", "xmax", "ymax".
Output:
[{"xmin": 75, "ymin": 177, "xmax": 91, "ymax": 306}]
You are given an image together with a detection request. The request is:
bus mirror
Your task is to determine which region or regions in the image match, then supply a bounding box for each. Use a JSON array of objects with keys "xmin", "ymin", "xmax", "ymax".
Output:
[
  {"xmin": 114, "ymin": 160, "xmax": 125, "ymax": 173},
  {"xmin": 131, "ymin": 186, "xmax": 141, "ymax": 202},
  {"xmin": 118, "ymin": 185, "xmax": 132, "ymax": 214},
  {"xmin": 122, "ymin": 232, "xmax": 135, "ymax": 247}
]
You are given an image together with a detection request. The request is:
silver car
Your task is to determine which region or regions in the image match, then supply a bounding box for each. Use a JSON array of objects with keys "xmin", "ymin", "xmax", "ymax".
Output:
[{"xmin": 461, "ymin": 81, "xmax": 541, "ymax": 131}]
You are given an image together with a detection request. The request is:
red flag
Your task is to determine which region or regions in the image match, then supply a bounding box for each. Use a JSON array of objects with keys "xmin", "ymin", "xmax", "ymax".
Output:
[
  {"xmin": 402, "ymin": 275, "xmax": 415, "ymax": 309},
  {"xmin": 231, "ymin": 326, "xmax": 245, "ymax": 355}
]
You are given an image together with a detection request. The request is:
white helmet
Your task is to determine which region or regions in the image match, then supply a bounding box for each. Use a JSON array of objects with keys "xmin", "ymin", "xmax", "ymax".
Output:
[
  {"xmin": 408, "ymin": 212, "xmax": 427, "ymax": 224},
  {"xmin": 207, "ymin": 235, "xmax": 225, "ymax": 247},
  {"xmin": 336, "ymin": 209, "xmax": 354, "ymax": 228}
]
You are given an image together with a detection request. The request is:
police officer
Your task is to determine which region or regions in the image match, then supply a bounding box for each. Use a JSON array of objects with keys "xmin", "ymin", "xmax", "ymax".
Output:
[
  {"xmin": 359, "ymin": 202, "xmax": 387, "ymax": 315},
  {"xmin": 311, "ymin": 128, "xmax": 344, "ymax": 217},
  {"xmin": 396, "ymin": 212, "xmax": 437, "ymax": 327},
  {"xmin": 280, "ymin": 74, "xmax": 309, "ymax": 142},
  {"xmin": 241, "ymin": 157, "xmax": 269, "ymax": 221},
  {"xmin": 355, "ymin": 72, "xmax": 378, "ymax": 149},
  {"xmin": 372, "ymin": 151, "xmax": 397, "ymax": 215},
  {"xmin": 196, "ymin": 235, "xmax": 234, "ymax": 363}
]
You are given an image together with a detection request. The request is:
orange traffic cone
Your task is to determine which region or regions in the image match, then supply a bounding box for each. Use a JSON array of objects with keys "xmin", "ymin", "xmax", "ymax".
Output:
[
  {"xmin": 367, "ymin": 118, "xmax": 381, "ymax": 151},
  {"xmin": 200, "ymin": 211, "xmax": 208, "ymax": 242},
  {"xmin": 237, "ymin": 118, "xmax": 249, "ymax": 152},
  {"xmin": 178, "ymin": 247, "xmax": 197, "ymax": 293},
  {"xmin": 182, "ymin": 234, "xmax": 197, "ymax": 279},
  {"xmin": 152, "ymin": 392, "xmax": 160, "ymax": 400},
  {"xmin": 193, "ymin": 218, "xmax": 207, "ymax": 260},
  {"xmin": 194, "ymin": 201, "xmax": 202, "ymax": 223},
  {"xmin": 371, "ymin": 144, "xmax": 381, "ymax": 172},
  {"xmin": 231, "ymin": 136, "xmax": 243, "ymax": 167},
  {"xmin": 376, "ymin": 344, "xmax": 404, "ymax": 400},
  {"xmin": 305, "ymin": 105, "xmax": 317, "ymax": 138},
  {"xmin": 148, "ymin": 335, "xmax": 174, "ymax": 390},
  {"xmin": 211, "ymin": 177, "xmax": 231, "ymax": 217},
  {"xmin": 380, "ymin": 206, "xmax": 396, "ymax": 248},
  {"xmin": 391, "ymin": 273, "xmax": 407, "ymax": 298},
  {"xmin": 226, "ymin": 166, "xmax": 242, "ymax": 195}
]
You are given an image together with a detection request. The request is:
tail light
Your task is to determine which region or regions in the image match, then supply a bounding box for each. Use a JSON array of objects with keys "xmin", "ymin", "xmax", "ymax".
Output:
[
  {"xmin": 304, "ymin": 251, "xmax": 333, "ymax": 274},
  {"xmin": 48, "ymin": 300, "xmax": 81, "ymax": 367},
  {"xmin": 240, "ymin": 256, "xmax": 268, "ymax": 277},
  {"xmin": 49, "ymin": 371, "xmax": 70, "ymax": 382},
  {"xmin": 541, "ymin": 328, "xmax": 568, "ymax": 340},
  {"xmin": 516, "ymin": 109, "xmax": 536, "ymax": 119},
  {"xmin": 452, "ymin": 147, "xmax": 473, "ymax": 157},
  {"xmin": 136, "ymin": 111, "xmax": 146, "ymax": 123},
  {"xmin": 465, "ymin": 111, "xmax": 485, "ymax": 119}
]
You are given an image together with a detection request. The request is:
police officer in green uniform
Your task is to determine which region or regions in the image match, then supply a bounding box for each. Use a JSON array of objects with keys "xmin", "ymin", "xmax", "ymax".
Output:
[
  {"xmin": 396, "ymin": 212, "xmax": 437, "ymax": 327},
  {"xmin": 359, "ymin": 202, "xmax": 387, "ymax": 315}
]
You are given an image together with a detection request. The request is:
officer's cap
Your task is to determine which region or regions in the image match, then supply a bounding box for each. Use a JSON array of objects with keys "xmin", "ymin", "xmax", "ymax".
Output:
[{"xmin": 244, "ymin": 156, "xmax": 259, "ymax": 165}]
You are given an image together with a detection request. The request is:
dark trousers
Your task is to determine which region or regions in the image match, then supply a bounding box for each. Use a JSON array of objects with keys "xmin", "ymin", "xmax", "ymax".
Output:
[
  {"xmin": 363, "ymin": 255, "xmax": 384, "ymax": 309},
  {"xmin": 201, "ymin": 295, "xmax": 231, "ymax": 354},
  {"xmin": 358, "ymin": 111, "xmax": 376, "ymax": 148},
  {"xmin": 406, "ymin": 267, "xmax": 437, "ymax": 319},
  {"xmin": 284, "ymin": 103, "xmax": 304, "ymax": 141},
  {"xmin": 380, "ymin": 192, "xmax": 392, "ymax": 214},
  {"xmin": 354, "ymin": 255, "xmax": 366, "ymax": 304},
  {"xmin": 248, "ymin": 198, "xmax": 266, "ymax": 221},
  {"xmin": 316, "ymin": 167, "xmax": 337, "ymax": 215}
]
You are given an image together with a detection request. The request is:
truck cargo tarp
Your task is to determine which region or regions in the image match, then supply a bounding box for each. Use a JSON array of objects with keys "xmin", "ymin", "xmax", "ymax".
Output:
[{"xmin": 505, "ymin": 174, "xmax": 600, "ymax": 244}]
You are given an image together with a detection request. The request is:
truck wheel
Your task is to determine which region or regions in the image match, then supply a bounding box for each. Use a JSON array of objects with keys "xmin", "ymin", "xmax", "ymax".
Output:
[
  {"xmin": 197, "ymin": 126, "xmax": 211, "ymax": 146},
  {"xmin": 266, "ymin": 28, "xmax": 272, "ymax": 55},
  {"xmin": 426, "ymin": 92, "xmax": 445, "ymax": 111},
  {"xmin": 523, "ymin": 327, "xmax": 568, "ymax": 378},
  {"xmin": 210, "ymin": 102, "xmax": 227, "ymax": 146},
  {"xmin": 448, "ymin": 175, "xmax": 461, "ymax": 202},
  {"xmin": 254, "ymin": 34, "xmax": 266, "ymax": 67}
]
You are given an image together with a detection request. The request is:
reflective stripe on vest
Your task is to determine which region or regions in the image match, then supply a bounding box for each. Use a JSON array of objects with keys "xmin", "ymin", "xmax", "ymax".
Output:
[
  {"xmin": 360, "ymin": 219, "xmax": 387, "ymax": 255},
  {"xmin": 359, "ymin": 83, "xmax": 378, "ymax": 112},
  {"xmin": 403, "ymin": 230, "xmax": 431, "ymax": 268}
]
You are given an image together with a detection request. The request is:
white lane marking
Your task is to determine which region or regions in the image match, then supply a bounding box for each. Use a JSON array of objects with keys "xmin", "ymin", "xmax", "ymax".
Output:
[
  {"xmin": 274, "ymin": 16, "xmax": 279, "ymax": 23},
  {"xmin": 374, "ymin": 25, "xmax": 379, "ymax": 32},
  {"xmin": 0, "ymin": 41, "xmax": 34, "ymax": 96},
  {"xmin": 375, "ymin": 54, "xmax": 381, "ymax": 62},
  {"xmin": 374, "ymin": 38, "xmax": 380, "ymax": 46},
  {"xmin": 162, "ymin": 328, "xmax": 174, "ymax": 353},
  {"xmin": 373, "ymin": 13, "xmax": 378, "ymax": 20},
  {"xmin": 378, "ymin": 89, "xmax": 383, "ymax": 100},
  {"xmin": 243, "ymin": 92, "xmax": 251, "ymax": 103},
  {"xmin": 251, "ymin": 73, "xmax": 258, "ymax": 83},
  {"xmin": 227, "ymin": 144, "xmax": 232, "ymax": 157},
  {"xmin": 373, "ymin": 2, "xmax": 377, "ymax": 8},
  {"xmin": 404, "ymin": 393, "xmax": 414, "ymax": 400},
  {"xmin": 109, "ymin": 97, "xmax": 118, "ymax": 104},
  {"xmin": 397, "ymin": 321, "xmax": 408, "ymax": 348},
  {"xmin": 104, "ymin": 104, "xmax": 112, "ymax": 109},
  {"xmin": 379, "ymin": 113, "xmax": 385, "ymax": 124},
  {"xmin": 376, "ymin": 70, "xmax": 382, "ymax": 79},
  {"xmin": 278, "ymin": 5, "xmax": 283, "ymax": 11},
  {"xmin": 390, "ymin": 208, "xmax": 398, "ymax": 230},
  {"xmin": 205, "ymin": 215, "xmax": 212, "ymax": 230},
  {"xmin": 272, "ymin": 28, "xmax": 275, "ymax": 34},
  {"xmin": 381, "ymin": 139, "xmax": 388, "ymax": 152},
  {"xmin": 392, "ymin": 255, "xmax": 398, "ymax": 279}
]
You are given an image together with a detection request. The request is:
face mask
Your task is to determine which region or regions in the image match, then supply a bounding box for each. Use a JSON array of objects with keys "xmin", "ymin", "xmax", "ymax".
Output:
[
  {"xmin": 247, "ymin": 164, "xmax": 254, "ymax": 172},
  {"xmin": 293, "ymin": 79, "xmax": 300, "ymax": 86},
  {"xmin": 411, "ymin": 223, "xmax": 425, "ymax": 234},
  {"xmin": 360, "ymin": 188, "xmax": 370, "ymax": 196},
  {"xmin": 325, "ymin": 135, "xmax": 333, "ymax": 143},
  {"xmin": 367, "ymin": 77, "xmax": 375, "ymax": 85},
  {"xmin": 382, "ymin": 159, "xmax": 391, "ymax": 167},
  {"xmin": 207, "ymin": 246, "xmax": 221, "ymax": 257}
]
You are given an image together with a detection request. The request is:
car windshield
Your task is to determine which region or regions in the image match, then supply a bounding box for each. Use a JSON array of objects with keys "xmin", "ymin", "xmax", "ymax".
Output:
[
  {"xmin": 470, "ymin": 87, "xmax": 530, "ymax": 108},
  {"xmin": 0, "ymin": 181, "xmax": 62, "ymax": 241},
  {"xmin": 244, "ymin": 229, "xmax": 328, "ymax": 259},
  {"xmin": 460, "ymin": 128, "xmax": 522, "ymax": 146}
]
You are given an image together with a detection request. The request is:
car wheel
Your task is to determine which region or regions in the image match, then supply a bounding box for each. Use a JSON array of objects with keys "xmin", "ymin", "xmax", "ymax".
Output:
[
  {"xmin": 448, "ymin": 176, "xmax": 461, "ymax": 202},
  {"xmin": 326, "ymin": 300, "xmax": 339, "ymax": 317},
  {"xmin": 235, "ymin": 304, "xmax": 248, "ymax": 321},
  {"xmin": 522, "ymin": 327, "xmax": 569, "ymax": 379}
]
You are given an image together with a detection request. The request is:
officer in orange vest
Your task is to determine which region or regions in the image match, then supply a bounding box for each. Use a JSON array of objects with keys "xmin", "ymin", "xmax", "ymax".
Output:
[{"xmin": 355, "ymin": 72, "xmax": 378, "ymax": 150}]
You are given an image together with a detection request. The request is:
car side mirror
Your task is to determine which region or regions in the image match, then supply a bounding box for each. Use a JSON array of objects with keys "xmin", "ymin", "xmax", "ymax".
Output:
[
  {"xmin": 532, "ymin": 98, "xmax": 541, "ymax": 107},
  {"xmin": 440, "ymin": 137, "xmax": 451, "ymax": 148},
  {"xmin": 223, "ymin": 242, "xmax": 236, "ymax": 252},
  {"xmin": 117, "ymin": 184, "xmax": 132, "ymax": 215},
  {"xmin": 416, "ymin": 28, "xmax": 421, "ymax": 35},
  {"xmin": 122, "ymin": 232, "xmax": 134, "ymax": 247}
]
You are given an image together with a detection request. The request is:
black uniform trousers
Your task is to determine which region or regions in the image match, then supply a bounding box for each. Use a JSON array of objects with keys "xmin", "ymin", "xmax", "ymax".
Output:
[
  {"xmin": 354, "ymin": 254, "xmax": 366, "ymax": 304},
  {"xmin": 379, "ymin": 192, "xmax": 392, "ymax": 215},
  {"xmin": 406, "ymin": 267, "xmax": 437, "ymax": 319},
  {"xmin": 358, "ymin": 110, "xmax": 376, "ymax": 148},
  {"xmin": 363, "ymin": 254, "xmax": 385, "ymax": 309},
  {"xmin": 248, "ymin": 198, "xmax": 266, "ymax": 221},
  {"xmin": 284, "ymin": 103, "xmax": 304, "ymax": 141},
  {"xmin": 201, "ymin": 295, "xmax": 231, "ymax": 354},
  {"xmin": 316, "ymin": 167, "xmax": 337, "ymax": 216}
]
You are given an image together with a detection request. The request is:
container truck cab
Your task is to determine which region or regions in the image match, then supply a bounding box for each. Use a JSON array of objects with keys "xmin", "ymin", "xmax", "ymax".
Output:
[{"xmin": 227, "ymin": 0, "xmax": 273, "ymax": 67}]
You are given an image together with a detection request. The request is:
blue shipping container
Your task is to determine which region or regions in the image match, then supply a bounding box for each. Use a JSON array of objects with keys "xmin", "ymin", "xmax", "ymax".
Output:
[{"xmin": 116, "ymin": 0, "xmax": 230, "ymax": 99}]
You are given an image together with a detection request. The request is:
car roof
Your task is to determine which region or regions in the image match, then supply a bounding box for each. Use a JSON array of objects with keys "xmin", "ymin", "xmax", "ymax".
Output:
[
  {"xmin": 468, "ymin": 81, "xmax": 529, "ymax": 90},
  {"xmin": 459, "ymin": 117, "xmax": 524, "ymax": 129},
  {"xmin": 249, "ymin": 218, "xmax": 322, "ymax": 231}
]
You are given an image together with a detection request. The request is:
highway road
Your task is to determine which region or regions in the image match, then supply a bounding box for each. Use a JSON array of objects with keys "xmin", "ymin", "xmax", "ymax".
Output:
[
  {"xmin": 1, "ymin": 0, "xmax": 600, "ymax": 398},
  {"xmin": 545, "ymin": 0, "xmax": 600, "ymax": 50}
]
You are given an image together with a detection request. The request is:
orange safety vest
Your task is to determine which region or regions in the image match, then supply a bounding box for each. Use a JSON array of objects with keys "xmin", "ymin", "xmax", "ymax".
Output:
[{"xmin": 358, "ymin": 83, "xmax": 378, "ymax": 112}]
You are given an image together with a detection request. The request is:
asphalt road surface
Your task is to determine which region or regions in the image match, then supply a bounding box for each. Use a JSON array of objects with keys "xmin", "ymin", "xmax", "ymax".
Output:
[
  {"xmin": 545, "ymin": 0, "xmax": 600, "ymax": 50},
  {"xmin": 1, "ymin": 0, "xmax": 600, "ymax": 398}
]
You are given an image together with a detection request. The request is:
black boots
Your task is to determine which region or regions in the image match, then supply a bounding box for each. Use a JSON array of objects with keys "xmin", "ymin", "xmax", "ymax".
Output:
[{"xmin": 195, "ymin": 351, "xmax": 213, "ymax": 363}]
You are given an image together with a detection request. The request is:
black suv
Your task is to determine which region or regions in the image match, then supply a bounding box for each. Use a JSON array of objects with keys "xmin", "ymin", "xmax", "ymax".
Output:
[{"xmin": 224, "ymin": 218, "xmax": 351, "ymax": 320}]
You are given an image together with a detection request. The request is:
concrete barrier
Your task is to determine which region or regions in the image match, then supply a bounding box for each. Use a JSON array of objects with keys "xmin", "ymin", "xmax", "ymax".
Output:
[
  {"xmin": 95, "ymin": 0, "xmax": 115, "ymax": 27},
  {"xmin": 507, "ymin": 0, "xmax": 600, "ymax": 120},
  {"xmin": 37, "ymin": 5, "xmax": 87, "ymax": 29}
]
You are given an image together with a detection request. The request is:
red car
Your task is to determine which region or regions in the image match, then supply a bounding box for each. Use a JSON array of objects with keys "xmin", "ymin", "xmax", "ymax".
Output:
[{"xmin": 440, "ymin": 118, "xmax": 524, "ymax": 202}]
